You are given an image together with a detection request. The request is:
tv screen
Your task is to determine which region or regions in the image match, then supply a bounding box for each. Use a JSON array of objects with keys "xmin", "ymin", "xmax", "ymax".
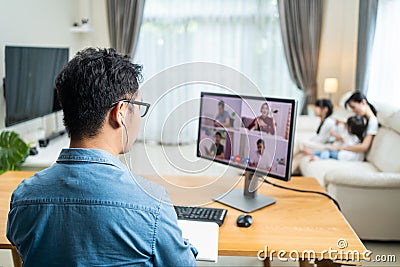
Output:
[
  {"xmin": 197, "ymin": 92, "xmax": 297, "ymax": 181},
  {"xmin": 4, "ymin": 46, "xmax": 69, "ymax": 126}
]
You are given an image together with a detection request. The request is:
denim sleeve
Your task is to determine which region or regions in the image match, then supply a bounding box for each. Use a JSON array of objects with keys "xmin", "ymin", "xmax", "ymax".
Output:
[{"xmin": 153, "ymin": 191, "xmax": 197, "ymax": 266}]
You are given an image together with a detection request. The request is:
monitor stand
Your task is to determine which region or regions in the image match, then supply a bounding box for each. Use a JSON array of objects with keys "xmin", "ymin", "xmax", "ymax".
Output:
[{"xmin": 213, "ymin": 171, "xmax": 276, "ymax": 213}]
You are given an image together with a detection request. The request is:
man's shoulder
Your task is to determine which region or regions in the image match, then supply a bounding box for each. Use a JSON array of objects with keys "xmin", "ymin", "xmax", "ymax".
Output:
[
  {"xmin": 11, "ymin": 165, "xmax": 169, "ymax": 210},
  {"xmin": 129, "ymin": 174, "xmax": 168, "ymax": 203},
  {"xmin": 11, "ymin": 170, "xmax": 46, "ymax": 196}
]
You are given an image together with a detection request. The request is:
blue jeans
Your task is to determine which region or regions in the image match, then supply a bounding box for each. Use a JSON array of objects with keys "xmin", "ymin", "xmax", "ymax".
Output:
[{"xmin": 313, "ymin": 150, "xmax": 339, "ymax": 160}]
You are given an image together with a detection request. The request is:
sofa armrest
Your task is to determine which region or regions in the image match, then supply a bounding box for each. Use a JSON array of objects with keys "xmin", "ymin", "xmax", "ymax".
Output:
[{"xmin": 325, "ymin": 170, "xmax": 400, "ymax": 189}]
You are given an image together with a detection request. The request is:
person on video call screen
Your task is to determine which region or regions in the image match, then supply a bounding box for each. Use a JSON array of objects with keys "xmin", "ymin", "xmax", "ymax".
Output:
[
  {"xmin": 206, "ymin": 131, "xmax": 225, "ymax": 159},
  {"xmin": 247, "ymin": 102, "xmax": 275, "ymax": 135},
  {"xmin": 249, "ymin": 139, "xmax": 271, "ymax": 170},
  {"xmin": 214, "ymin": 100, "xmax": 231, "ymax": 128}
]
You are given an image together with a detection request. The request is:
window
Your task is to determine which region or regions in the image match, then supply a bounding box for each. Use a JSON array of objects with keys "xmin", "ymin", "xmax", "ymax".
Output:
[
  {"xmin": 134, "ymin": 0, "xmax": 300, "ymax": 143},
  {"xmin": 367, "ymin": 0, "xmax": 400, "ymax": 107}
]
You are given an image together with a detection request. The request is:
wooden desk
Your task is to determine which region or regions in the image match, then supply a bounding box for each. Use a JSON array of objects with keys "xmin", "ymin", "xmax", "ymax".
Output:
[
  {"xmin": 144, "ymin": 174, "xmax": 367, "ymax": 267},
  {"xmin": 0, "ymin": 171, "xmax": 32, "ymax": 267},
  {"xmin": 1, "ymin": 171, "xmax": 367, "ymax": 267}
]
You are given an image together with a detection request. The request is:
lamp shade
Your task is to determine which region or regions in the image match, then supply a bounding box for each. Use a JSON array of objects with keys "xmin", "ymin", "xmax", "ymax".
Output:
[{"xmin": 324, "ymin": 78, "xmax": 338, "ymax": 94}]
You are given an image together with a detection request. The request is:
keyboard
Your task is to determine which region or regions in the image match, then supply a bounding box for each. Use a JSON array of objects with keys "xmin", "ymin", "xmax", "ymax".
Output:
[{"xmin": 174, "ymin": 205, "xmax": 228, "ymax": 226}]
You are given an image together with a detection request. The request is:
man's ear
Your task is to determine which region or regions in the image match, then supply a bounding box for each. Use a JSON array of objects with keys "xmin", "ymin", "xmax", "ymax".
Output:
[{"xmin": 109, "ymin": 102, "xmax": 125, "ymax": 129}]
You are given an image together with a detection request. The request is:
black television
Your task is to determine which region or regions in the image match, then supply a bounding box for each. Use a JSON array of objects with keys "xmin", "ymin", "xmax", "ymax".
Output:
[{"xmin": 4, "ymin": 46, "xmax": 69, "ymax": 126}]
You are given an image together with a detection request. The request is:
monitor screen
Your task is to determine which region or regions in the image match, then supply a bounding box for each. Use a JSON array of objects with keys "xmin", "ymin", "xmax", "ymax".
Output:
[
  {"xmin": 197, "ymin": 92, "xmax": 297, "ymax": 181},
  {"xmin": 4, "ymin": 46, "xmax": 69, "ymax": 126}
]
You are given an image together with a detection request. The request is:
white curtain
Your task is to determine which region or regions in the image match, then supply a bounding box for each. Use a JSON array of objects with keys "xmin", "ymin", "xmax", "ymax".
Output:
[
  {"xmin": 134, "ymin": 0, "xmax": 301, "ymax": 144},
  {"xmin": 367, "ymin": 0, "xmax": 400, "ymax": 107}
]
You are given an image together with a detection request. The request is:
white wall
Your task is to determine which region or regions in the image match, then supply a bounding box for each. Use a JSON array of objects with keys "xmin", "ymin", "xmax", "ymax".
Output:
[
  {"xmin": 91, "ymin": 0, "xmax": 110, "ymax": 47},
  {"xmin": 0, "ymin": 0, "xmax": 359, "ymax": 139},
  {"xmin": 0, "ymin": 0, "xmax": 109, "ymax": 142},
  {"xmin": 317, "ymin": 0, "xmax": 359, "ymax": 105}
]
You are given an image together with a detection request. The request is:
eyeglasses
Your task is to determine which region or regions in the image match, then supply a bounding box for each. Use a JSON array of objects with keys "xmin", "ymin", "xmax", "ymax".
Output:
[{"xmin": 110, "ymin": 99, "xmax": 151, "ymax": 117}]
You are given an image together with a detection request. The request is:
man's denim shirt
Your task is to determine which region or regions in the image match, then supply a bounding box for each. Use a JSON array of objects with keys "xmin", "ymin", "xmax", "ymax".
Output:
[{"xmin": 7, "ymin": 148, "xmax": 196, "ymax": 266}]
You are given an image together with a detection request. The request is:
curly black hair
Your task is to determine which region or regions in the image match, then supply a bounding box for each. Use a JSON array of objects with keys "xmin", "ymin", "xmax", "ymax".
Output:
[
  {"xmin": 55, "ymin": 48, "xmax": 143, "ymax": 138},
  {"xmin": 256, "ymin": 139, "xmax": 265, "ymax": 147}
]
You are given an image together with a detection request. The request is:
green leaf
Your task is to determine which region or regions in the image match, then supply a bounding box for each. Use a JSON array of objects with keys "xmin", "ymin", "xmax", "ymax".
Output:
[{"xmin": 0, "ymin": 131, "xmax": 30, "ymax": 174}]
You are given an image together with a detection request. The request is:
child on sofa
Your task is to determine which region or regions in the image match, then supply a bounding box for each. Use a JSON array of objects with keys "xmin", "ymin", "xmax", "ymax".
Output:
[{"xmin": 307, "ymin": 115, "xmax": 367, "ymax": 161}]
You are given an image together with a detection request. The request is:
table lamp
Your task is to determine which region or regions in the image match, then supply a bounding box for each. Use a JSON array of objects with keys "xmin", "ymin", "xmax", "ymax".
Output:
[{"xmin": 324, "ymin": 78, "xmax": 338, "ymax": 101}]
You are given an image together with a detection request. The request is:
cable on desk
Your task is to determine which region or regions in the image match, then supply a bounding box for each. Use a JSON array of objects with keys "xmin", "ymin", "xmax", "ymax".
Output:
[{"xmin": 263, "ymin": 178, "xmax": 342, "ymax": 212}]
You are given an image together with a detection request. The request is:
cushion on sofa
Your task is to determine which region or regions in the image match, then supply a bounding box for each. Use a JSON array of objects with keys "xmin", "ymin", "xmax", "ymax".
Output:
[
  {"xmin": 375, "ymin": 101, "xmax": 399, "ymax": 124},
  {"xmin": 378, "ymin": 110, "xmax": 400, "ymax": 134},
  {"xmin": 325, "ymin": 170, "xmax": 400, "ymax": 188},
  {"xmin": 299, "ymin": 156, "xmax": 379, "ymax": 187},
  {"xmin": 367, "ymin": 127, "xmax": 400, "ymax": 173},
  {"xmin": 295, "ymin": 115, "xmax": 320, "ymax": 131}
]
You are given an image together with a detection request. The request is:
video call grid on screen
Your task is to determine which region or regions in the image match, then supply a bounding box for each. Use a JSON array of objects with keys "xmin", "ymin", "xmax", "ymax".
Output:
[{"xmin": 197, "ymin": 92, "xmax": 296, "ymax": 181}]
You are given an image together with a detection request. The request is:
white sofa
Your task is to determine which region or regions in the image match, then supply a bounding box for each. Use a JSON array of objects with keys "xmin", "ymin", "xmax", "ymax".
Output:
[{"xmin": 295, "ymin": 105, "xmax": 400, "ymax": 241}]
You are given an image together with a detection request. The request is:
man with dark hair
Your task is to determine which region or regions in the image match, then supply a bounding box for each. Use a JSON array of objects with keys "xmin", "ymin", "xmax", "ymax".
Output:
[
  {"xmin": 214, "ymin": 100, "xmax": 231, "ymax": 127},
  {"xmin": 250, "ymin": 138, "xmax": 271, "ymax": 170},
  {"xmin": 7, "ymin": 48, "xmax": 197, "ymax": 266},
  {"xmin": 207, "ymin": 131, "xmax": 225, "ymax": 159}
]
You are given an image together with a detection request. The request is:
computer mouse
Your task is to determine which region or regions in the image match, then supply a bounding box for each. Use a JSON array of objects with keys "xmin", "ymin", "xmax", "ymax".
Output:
[{"xmin": 236, "ymin": 214, "xmax": 252, "ymax": 227}]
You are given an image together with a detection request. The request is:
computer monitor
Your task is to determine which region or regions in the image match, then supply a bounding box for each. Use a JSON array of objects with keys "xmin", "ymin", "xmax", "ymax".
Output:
[{"xmin": 197, "ymin": 92, "xmax": 297, "ymax": 212}]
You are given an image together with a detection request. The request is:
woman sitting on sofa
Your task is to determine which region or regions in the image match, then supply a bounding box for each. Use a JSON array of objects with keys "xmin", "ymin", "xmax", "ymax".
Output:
[
  {"xmin": 292, "ymin": 98, "xmax": 337, "ymax": 173},
  {"xmin": 297, "ymin": 99, "xmax": 336, "ymax": 152},
  {"xmin": 310, "ymin": 99, "xmax": 336, "ymax": 144},
  {"xmin": 309, "ymin": 115, "xmax": 367, "ymax": 161},
  {"xmin": 329, "ymin": 91, "xmax": 378, "ymax": 154}
]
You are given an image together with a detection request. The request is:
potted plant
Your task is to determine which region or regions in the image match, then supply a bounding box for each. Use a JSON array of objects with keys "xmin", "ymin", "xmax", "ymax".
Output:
[{"xmin": 0, "ymin": 131, "xmax": 30, "ymax": 174}]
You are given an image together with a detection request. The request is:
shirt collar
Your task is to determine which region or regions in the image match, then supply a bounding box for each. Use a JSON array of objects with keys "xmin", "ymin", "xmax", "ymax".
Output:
[{"xmin": 56, "ymin": 148, "xmax": 127, "ymax": 170}]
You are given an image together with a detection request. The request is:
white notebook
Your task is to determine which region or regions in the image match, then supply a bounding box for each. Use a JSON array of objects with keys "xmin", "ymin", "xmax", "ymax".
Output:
[{"xmin": 178, "ymin": 220, "xmax": 219, "ymax": 262}]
